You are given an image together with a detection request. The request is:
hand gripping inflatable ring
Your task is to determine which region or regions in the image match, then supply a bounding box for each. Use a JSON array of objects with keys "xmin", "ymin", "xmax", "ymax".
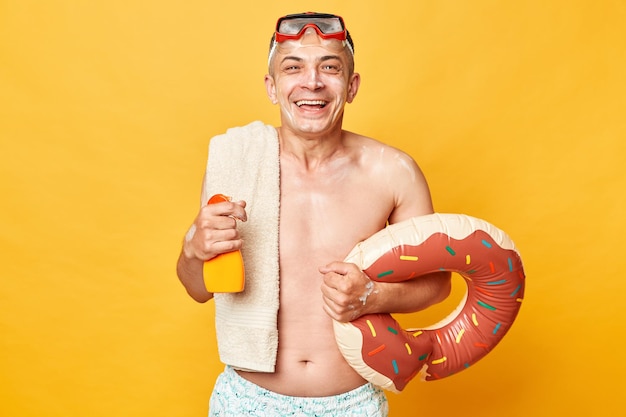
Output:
[{"xmin": 333, "ymin": 213, "xmax": 525, "ymax": 393}]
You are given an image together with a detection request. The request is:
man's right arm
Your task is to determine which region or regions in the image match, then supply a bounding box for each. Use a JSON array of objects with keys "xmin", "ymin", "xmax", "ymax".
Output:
[{"xmin": 177, "ymin": 244, "xmax": 213, "ymax": 303}]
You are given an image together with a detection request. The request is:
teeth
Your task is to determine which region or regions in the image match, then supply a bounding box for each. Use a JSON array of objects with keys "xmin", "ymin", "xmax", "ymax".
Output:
[{"xmin": 296, "ymin": 100, "xmax": 326, "ymax": 107}]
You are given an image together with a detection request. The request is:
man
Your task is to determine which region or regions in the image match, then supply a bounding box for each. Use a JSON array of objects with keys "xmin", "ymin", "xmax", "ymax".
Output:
[{"xmin": 177, "ymin": 12, "xmax": 451, "ymax": 416}]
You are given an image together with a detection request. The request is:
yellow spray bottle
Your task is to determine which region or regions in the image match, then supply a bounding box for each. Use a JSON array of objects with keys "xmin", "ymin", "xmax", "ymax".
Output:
[{"xmin": 203, "ymin": 194, "xmax": 245, "ymax": 293}]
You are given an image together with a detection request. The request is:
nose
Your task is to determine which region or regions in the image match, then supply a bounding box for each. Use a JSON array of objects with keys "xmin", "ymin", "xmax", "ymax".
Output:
[
  {"xmin": 298, "ymin": 28, "xmax": 325, "ymax": 90},
  {"xmin": 302, "ymin": 67, "xmax": 324, "ymax": 90}
]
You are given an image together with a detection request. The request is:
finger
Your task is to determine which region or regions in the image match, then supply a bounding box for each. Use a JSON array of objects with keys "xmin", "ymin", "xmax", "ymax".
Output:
[
  {"xmin": 214, "ymin": 216, "xmax": 239, "ymax": 230},
  {"xmin": 320, "ymin": 278, "xmax": 343, "ymax": 300},
  {"xmin": 209, "ymin": 239, "xmax": 244, "ymax": 255},
  {"xmin": 201, "ymin": 227, "xmax": 240, "ymax": 245},
  {"xmin": 319, "ymin": 261, "xmax": 358, "ymax": 276},
  {"xmin": 322, "ymin": 293, "xmax": 346, "ymax": 315},
  {"xmin": 322, "ymin": 303, "xmax": 340, "ymax": 321},
  {"xmin": 221, "ymin": 201, "xmax": 248, "ymax": 222},
  {"xmin": 321, "ymin": 271, "xmax": 346, "ymax": 291},
  {"xmin": 322, "ymin": 268, "xmax": 365, "ymax": 294},
  {"xmin": 198, "ymin": 236, "xmax": 244, "ymax": 260},
  {"xmin": 202, "ymin": 201, "xmax": 247, "ymax": 222},
  {"xmin": 229, "ymin": 201, "xmax": 247, "ymax": 222},
  {"xmin": 322, "ymin": 299, "xmax": 360, "ymax": 323},
  {"xmin": 321, "ymin": 283, "xmax": 353, "ymax": 310}
]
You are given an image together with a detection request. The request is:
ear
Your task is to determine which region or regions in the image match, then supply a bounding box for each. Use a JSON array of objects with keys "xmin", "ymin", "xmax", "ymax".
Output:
[
  {"xmin": 264, "ymin": 74, "xmax": 278, "ymax": 104},
  {"xmin": 346, "ymin": 72, "xmax": 361, "ymax": 103}
]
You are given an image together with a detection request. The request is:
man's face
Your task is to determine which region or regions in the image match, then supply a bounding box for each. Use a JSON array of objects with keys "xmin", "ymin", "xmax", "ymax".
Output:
[{"xmin": 265, "ymin": 28, "xmax": 360, "ymax": 137}]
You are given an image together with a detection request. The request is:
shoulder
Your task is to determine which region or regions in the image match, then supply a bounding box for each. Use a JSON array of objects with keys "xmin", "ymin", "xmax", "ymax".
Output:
[
  {"xmin": 343, "ymin": 130, "xmax": 434, "ymax": 222},
  {"xmin": 343, "ymin": 130, "xmax": 421, "ymax": 174}
]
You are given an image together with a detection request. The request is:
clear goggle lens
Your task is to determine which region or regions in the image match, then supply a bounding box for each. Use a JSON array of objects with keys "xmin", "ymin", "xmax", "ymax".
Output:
[{"xmin": 277, "ymin": 17, "xmax": 345, "ymax": 37}]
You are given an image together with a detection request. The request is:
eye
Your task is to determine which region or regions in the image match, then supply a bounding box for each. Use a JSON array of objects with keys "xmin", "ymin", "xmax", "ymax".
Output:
[
  {"xmin": 282, "ymin": 65, "xmax": 302, "ymax": 74},
  {"xmin": 281, "ymin": 59, "xmax": 302, "ymax": 73},
  {"xmin": 321, "ymin": 61, "xmax": 342, "ymax": 74}
]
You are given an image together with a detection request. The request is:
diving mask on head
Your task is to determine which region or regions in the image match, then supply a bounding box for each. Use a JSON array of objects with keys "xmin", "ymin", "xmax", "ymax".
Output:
[{"xmin": 268, "ymin": 12, "xmax": 354, "ymax": 66}]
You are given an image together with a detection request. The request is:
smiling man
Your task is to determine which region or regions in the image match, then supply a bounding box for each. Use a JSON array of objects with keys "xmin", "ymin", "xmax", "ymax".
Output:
[{"xmin": 176, "ymin": 12, "xmax": 451, "ymax": 416}]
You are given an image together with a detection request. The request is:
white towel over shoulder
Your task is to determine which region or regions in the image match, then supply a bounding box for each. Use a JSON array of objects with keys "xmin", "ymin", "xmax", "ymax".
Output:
[{"xmin": 203, "ymin": 121, "xmax": 280, "ymax": 372}]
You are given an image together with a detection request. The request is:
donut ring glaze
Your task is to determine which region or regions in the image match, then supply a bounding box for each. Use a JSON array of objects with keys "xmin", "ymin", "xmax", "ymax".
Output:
[{"xmin": 333, "ymin": 214, "xmax": 525, "ymax": 392}]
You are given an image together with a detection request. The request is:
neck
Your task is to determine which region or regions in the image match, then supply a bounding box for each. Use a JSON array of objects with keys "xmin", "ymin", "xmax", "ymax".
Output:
[{"xmin": 277, "ymin": 126, "xmax": 346, "ymax": 170}]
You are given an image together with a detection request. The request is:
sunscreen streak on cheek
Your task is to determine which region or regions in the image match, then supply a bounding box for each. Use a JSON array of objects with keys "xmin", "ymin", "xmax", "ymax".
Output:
[{"xmin": 277, "ymin": 94, "xmax": 298, "ymax": 126}]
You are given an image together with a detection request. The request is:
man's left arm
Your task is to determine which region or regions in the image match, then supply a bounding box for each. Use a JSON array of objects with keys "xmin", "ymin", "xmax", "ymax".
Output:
[
  {"xmin": 320, "ymin": 148, "xmax": 452, "ymax": 322},
  {"xmin": 320, "ymin": 262, "xmax": 451, "ymax": 322}
]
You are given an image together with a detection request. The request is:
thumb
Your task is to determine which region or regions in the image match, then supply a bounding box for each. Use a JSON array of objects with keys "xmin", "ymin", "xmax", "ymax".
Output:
[{"xmin": 319, "ymin": 262, "xmax": 351, "ymax": 276}]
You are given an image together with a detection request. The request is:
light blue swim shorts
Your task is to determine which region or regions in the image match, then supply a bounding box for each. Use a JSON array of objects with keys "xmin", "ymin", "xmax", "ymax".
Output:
[{"xmin": 208, "ymin": 366, "xmax": 388, "ymax": 417}]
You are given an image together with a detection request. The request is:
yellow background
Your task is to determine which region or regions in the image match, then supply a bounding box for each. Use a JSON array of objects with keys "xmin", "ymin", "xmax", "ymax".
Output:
[{"xmin": 1, "ymin": 1, "xmax": 624, "ymax": 416}]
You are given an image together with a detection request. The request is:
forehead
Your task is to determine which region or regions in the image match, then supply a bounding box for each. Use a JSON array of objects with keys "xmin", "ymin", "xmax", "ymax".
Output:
[{"xmin": 274, "ymin": 37, "xmax": 350, "ymax": 62}]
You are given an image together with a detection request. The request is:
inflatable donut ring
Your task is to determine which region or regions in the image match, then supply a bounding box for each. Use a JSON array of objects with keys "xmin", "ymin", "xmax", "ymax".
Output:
[{"xmin": 333, "ymin": 213, "xmax": 525, "ymax": 393}]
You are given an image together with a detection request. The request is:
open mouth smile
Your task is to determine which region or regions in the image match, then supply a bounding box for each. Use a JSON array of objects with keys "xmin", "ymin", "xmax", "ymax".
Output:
[{"xmin": 295, "ymin": 100, "xmax": 328, "ymax": 109}]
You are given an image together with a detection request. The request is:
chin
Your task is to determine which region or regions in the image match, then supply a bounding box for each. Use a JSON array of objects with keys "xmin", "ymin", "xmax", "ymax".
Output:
[{"xmin": 292, "ymin": 116, "xmax": 343, "ymax": 136}]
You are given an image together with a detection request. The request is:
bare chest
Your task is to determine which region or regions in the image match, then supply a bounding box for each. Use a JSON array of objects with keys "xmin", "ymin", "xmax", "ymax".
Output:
[{"xmin": 278, "ymin": 170, "xmax": 391, "ymax": 276}]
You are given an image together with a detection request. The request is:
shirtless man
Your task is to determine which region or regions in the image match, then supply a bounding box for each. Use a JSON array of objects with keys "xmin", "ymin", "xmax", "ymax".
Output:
[{"xmin": 177, "ymin": 12, "xmax": 451, "ymax": 416}]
